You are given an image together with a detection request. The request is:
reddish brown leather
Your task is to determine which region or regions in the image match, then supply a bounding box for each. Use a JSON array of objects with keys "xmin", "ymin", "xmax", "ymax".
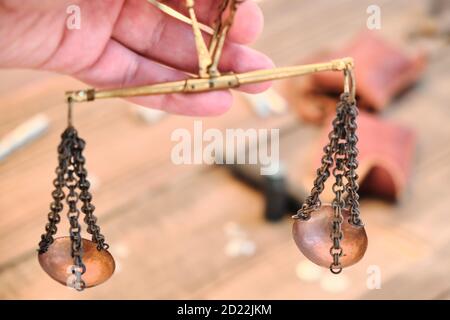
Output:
[
  {"xmin": 282, "ymin": 31, "xmax": 427, "ymax": 124},
  {"xmin": 307, "ymin": 112, "xmax": 416, "ymax": 201}
]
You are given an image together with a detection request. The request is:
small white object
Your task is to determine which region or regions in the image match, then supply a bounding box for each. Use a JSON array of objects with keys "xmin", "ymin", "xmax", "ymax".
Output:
[
  {"xmin": 223, "ymin": 222, "xmax": 256, "ymax": 258},
  {"xmin": 133, "ymin": 106, "xmax": 166, "ymax": 124},
  {"xmin": 110, "ymin": 242, "xmax": 129, "ymax": 258},
  {"xmin": 87, "ymin": 174, "xmax": 101, "ymax": 192},
  {"xmin": 295, "ymin": 260, "xmax": 323, "ymax": 282},
  {"xmin": 0, "ymin": 113, "xmax": 49, "ymax": 162},
  {"xmin": 113, "ymin": 260, "xmax": 122, "ymax": 274},
  {"xmin": 225, "ymin": 239, "xmax": 256, "ymax": 257},
  {"xmin": 223, "ymin": 221, "xmax": 245, "ymax": 238},
  {"xmin": 244, "ymin": 89, "xmax": 288, "ymax": 118},
  {"xmin": 320, "ymin": 273, "xmax": 350, "ymax": 293},
  {"xmin": 225, "ymin": 239, "xmax": 243, "ymax": 257},
  {"xmin": 239, "ymin": 240, "xmax": 256, "ymax": 256}
]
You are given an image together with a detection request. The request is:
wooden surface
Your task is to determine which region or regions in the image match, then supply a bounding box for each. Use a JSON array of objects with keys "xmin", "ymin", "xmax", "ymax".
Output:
[{"xmin": 1, "ymin": 0, "xmax": 449, "ymax": 299}]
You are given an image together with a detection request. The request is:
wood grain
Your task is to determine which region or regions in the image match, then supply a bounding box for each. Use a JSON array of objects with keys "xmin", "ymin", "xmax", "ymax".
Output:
[{"xmin": 0, "ymin": 0, "xmax": 449, "ymax": 299}]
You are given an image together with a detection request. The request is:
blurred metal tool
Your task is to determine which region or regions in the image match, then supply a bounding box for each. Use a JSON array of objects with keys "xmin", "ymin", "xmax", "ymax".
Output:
[
  {"xmin": 0, "ymin": 114, "xmax": 49, "ymax": 162},
  {"xmin": 227, "ymin": 161, "xmax": 305, "ymax": 222},
  {"xmin": 214, "ymin": 130, "xmax": 306, "ymax": 222}
]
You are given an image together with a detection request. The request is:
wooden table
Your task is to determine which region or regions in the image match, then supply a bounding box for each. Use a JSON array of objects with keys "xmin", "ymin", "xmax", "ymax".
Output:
[{"xmin": 0, "ymin": 0, "xmax": 449, "ymax": 299}]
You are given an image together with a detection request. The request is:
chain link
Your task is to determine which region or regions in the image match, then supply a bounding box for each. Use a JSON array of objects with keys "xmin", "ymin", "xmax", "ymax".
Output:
[
  {"xmin": 293, "ymin": 92, "xmax": 362, "ymax": 273},
  {"xmin": 344, "ymin": 98, "xmax": 363, "ymax": 227},
  {"xmin": 38, "ymin": 117, "xmax": 107, "ymax": 290},
  {"xmin": 72, "ymin": 134, "xmax": 109, "ymax": 250},
  {"xmin": 293, "ymin": 97, "xmax": 346, "ymax": 220},
  {"xmin": 329, "ymin": 100, "xmax": 347, "ymax": 274},
  {"xmin": 38, "ymin": 127, "xmax": 72, "ymax": 253},
  {"xmin": 65, "ymin": 136, "xmax": 86, "ymax": 291}
]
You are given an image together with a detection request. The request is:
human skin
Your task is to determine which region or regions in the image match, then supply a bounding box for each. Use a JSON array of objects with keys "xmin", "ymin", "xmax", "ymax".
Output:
[{"xmin": 0, "ymin": 0, "xmax": 274, "ymax": 116}]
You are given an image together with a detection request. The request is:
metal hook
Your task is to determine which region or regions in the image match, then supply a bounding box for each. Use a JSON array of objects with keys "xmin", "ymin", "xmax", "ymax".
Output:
[
  {"xmin": 344, "ymin": 67, "xmax": 356, "ymax": 103},
  {"xmin": 67, "ymin": 97, "xmax": 73, "ymax": 127}
]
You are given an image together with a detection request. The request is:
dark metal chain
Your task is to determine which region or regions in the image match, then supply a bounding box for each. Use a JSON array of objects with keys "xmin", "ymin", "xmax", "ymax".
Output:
[
  {"xmin": 38, "ymin": 99, "xmax": 108, "ymax": 291},
  {"xmin": 38, "ymin": 126, "xmax": 88, "ymax": 289},
  {"xmin": 293, "ymin": 97, "xmax": 346, "ymax": 220},
  {"xmin": 38, "ymin": 128, "xmax": 72, "ymax": 253},
  {"xmin": 293, "ymin": 92, "xmax": 362, "ymax": 273},
  {"xmin": 343, "ymin": 98, "xmax": 363, "ymax": 227},
  {"xmin": 329, "ymin": 104, "xmax": 347, "ymax": 274},
  {"xmin": 72, "ymin": 134, "xmax": 109, "ymax": 250},
  {"xmin": 330, "ymin": 93, "xmax": 364, "ymax": 273},
  {"xmin": 65, "ymin": 135, "xmax": 86, "ymax": 291}
]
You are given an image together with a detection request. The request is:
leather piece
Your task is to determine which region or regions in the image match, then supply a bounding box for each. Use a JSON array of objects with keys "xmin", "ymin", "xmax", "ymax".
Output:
[
  {"xmin": 304, "ymin": 112, "xmax": 416, "ymax": 202},
  {"xmin": 281, "ymin": 31, "xmax": 427, "ymax": 124}
]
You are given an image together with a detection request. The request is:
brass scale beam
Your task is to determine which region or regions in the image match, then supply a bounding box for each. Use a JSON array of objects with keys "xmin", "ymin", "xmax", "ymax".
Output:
[{"xmin": 66, "ymin": 0, "xmax": 356, "ymax": 104}]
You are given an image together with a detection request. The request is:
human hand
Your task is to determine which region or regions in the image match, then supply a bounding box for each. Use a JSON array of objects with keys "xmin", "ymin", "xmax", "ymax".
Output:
[{"xmin": 0, "ymin": 0, "xmax": 273, "ymax": 116}]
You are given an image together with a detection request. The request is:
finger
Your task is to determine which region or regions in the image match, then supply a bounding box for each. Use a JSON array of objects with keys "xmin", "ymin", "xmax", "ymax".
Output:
[
  {"xmin": 112, "ymin": 0, "xmax": 272, "ymax": 76},
  {"xmin": 228, "ymin": 0, "xmax": 264, "ymax": 45},
  {"xmin": 218, "ymin": 44, "xmax": 274, "ymax": 93},
  {"xmin": 162, "ymin": 0, "xmax": 264, "ymax": 45},
  {"xmin": 128, "ymin": 89, "xmax": 232, "ymax": 116},
  {"xmin": 74, "ymin": 40, "xmax": 233, "ymax": 116},
  {"xmin": 0, "ymin": 0, "xmax": 76, "ymax": 10}
]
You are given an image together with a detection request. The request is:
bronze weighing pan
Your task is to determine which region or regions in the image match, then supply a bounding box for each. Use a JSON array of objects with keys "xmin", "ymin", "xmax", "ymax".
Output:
[
  {"xmin": 38, "ymin": 236, "xmax": 115, "ymax": 288},
  {"xmin": 293, "ymin": 205, "xmax": 368, "ymax": 269}
]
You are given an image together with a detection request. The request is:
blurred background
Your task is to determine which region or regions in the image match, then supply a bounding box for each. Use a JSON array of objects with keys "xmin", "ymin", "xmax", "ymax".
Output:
[{"xmin": 0, "ymin": 0, "xmax": 449, "ymax": 299}]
